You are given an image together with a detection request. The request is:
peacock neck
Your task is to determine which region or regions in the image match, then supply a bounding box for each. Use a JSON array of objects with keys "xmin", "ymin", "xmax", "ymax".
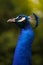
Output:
[{"xmin": 12, "ymin": 25, "xmax": 34, "ymax": 65}]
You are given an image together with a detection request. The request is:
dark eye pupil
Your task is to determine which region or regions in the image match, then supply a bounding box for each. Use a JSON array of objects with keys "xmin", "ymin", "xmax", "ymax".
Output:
[{"xmin": 19, "ymin": 16, "xmax": 22, "ymax": 20}]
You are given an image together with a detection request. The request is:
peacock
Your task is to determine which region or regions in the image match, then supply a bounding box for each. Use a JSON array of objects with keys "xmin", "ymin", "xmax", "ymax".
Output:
[{"xmin": 7, "ymin": 13, "xmax": 39, "ymax": 65}]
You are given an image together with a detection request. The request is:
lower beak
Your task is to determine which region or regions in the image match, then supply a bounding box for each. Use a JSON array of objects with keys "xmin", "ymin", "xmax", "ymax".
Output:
[{"xmin": 7, "ymin": 18, "xmax": 15, "ymax": 23}]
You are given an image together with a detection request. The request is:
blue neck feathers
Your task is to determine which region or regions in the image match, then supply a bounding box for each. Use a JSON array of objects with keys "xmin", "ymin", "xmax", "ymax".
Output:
[{"xmin": 12, "ymin": 24, "xmax": 34, "ymax": 65}]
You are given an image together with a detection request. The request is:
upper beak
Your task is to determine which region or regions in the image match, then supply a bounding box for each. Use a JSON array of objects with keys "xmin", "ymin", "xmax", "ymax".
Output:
[{"xmin": 7, "ymin": 18, "xmax": 16, "ymax": 23}]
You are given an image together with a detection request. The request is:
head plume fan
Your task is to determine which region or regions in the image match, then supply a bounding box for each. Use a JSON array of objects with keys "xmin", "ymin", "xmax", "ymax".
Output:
[{"xmin": 32, "ymin": 13, "xmax": 39, "ymax": 28}]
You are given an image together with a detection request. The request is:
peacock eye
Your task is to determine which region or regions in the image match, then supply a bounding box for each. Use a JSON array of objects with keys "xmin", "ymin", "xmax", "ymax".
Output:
[
  {"xmin": 19, "ymin": 16, "xmax": 22, "ymax": 20},
  {"xmin": 16, "ymin": 16, "xmax": 22, "ymax": 20}
]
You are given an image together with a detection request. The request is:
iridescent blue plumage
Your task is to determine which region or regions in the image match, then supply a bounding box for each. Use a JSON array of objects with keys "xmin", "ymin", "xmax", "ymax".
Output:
[
  {"xmin": 12, "ymin": 28, "xmax": 34, "ymax": 65},
  {"xmin": 10, "ymin": 14, "xmax": 39, "ymax": 65},
  {"xmin": 12, "ymin": 15, "xmax": 33, "ymax": 65}
]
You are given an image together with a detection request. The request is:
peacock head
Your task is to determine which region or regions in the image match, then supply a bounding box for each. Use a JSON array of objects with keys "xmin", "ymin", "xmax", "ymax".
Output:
[{"xmin": 7, "ymin": 13, "xmax": 39, "ymax": 28}]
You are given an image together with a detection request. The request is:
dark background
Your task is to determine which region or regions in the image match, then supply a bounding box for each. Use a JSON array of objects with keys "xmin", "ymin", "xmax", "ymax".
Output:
[{"xmin": 0, "ymin": 0, "xmax": 43, "ymax": 65}]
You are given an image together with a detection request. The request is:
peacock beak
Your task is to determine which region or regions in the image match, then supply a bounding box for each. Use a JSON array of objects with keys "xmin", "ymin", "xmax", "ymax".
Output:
[{"xmin": 7, "ymin": 18, "xmax": 16, "ymax": 23}]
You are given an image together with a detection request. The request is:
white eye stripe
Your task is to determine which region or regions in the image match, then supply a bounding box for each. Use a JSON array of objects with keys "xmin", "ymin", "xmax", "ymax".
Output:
[
  {"xmin": 28, "ymin": 16, "xmax": 32, "ymax": 22},
  {"xmin": 18, "ymin": 17, "xmax": 25, "ymax": 22}
]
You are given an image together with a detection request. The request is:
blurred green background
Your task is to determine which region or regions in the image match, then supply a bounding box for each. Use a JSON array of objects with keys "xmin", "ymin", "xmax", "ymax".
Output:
[{"xmin": 0, "ymin": 0, "xmax": 43, "ymax": 65}]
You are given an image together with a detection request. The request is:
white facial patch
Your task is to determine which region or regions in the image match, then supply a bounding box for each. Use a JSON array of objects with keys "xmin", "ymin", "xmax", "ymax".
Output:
[
  {"xmin": 18, "ymin": 17, "xmax": 25, "ymax": 22},
  {"xmin": 28, "ymin": 16, "xmax": 31, "ymax": 22}
]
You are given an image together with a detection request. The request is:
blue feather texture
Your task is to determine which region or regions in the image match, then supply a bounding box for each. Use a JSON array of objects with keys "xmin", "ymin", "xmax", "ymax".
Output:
[
  {"xmin": 13, "ymin": 29, "xmax": 34, "ymax": 65},
  {"xmin": 12, "ymin": 25, "xmax": 34, "ymax": 65},
  {"xmin": 12, "ymin": 14, "xmax": 39, "ymax": 65}
]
